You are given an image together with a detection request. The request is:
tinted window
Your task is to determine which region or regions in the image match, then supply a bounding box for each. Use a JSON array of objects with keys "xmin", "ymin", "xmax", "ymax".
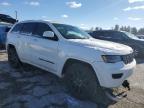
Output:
[
  {"xmin": 105, "ymin": 32, "xmax": 125, "ymax": 40},
  {"xmin": 11, "ymin": 23, "xmax": 23, "ymax": 33},
  {"xmin": 92, "ymin": 31, "xmax": 125, "ymax": 40},
  {"xmin": 21, "ymin": 23, "xmax": 36, "ymax": 35},
  {"xmin": 33, "ymin": 23, "xmax": 52, "ymax": 36},
  {"xmin": 91, "ymin": 31, "xmax": 104, "ymax": 38}
]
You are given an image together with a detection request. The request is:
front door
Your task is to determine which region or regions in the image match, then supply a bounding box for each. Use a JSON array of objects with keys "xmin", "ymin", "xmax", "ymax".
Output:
[{"xmin": 28, "ymin": 22, "xmax": 59, "ymax": 73}]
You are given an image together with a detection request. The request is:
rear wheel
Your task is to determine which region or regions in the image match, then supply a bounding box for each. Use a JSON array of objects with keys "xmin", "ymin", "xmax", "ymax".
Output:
[
  {"xmin": 8, "ymin": 47, "xmax": 22, "ymax": 68},
  {"xmin": 63, "ymin": 62, "xmax": 116, "ymax": 106}
]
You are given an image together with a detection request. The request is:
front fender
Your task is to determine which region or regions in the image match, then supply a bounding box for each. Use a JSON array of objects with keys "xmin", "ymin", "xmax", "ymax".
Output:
[{"xmin": 56, "ymin": 41, "xmax": 104, "ymax": 77}]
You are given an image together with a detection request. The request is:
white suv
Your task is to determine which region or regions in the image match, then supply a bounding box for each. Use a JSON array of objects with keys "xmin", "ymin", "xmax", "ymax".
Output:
[{"xmin": 6, "ymin": 20, "xmax": 136, "ymax": 105}]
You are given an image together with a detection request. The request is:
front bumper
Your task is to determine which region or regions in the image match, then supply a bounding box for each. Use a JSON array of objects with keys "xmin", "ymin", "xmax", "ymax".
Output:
[
  {"xmin": 92, "ymin": 59, "xmax": 136, "ymax": 88},
  {"xmin": 105, "ymin": 81, "xmax": 130, "ymax": 102}
]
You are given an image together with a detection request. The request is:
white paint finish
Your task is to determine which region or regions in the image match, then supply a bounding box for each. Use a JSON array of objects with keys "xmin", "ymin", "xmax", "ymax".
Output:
[
  {"xmin": 92, "ymin": 59, "xmax": 136, "ymax": 88},
  {"xmin": 27, "ymin": 36, "xmax": 59, "ymax": 73},
  {"xmin": 7, "ymin": 20, "xmax": 136, "ymax": 88}
]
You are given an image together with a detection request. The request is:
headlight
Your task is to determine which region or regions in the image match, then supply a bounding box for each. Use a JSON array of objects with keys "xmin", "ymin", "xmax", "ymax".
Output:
[{"xmin": 102, "ymin": 55, "xmax": 122, "ymax": 63}]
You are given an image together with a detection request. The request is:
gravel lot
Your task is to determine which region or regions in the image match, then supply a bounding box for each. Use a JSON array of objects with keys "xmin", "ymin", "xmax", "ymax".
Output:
[
  {"xmin": 109, "ymin": 59, "xmax": 144, "ymax": 108},
  {"xmin": 0, "ymin": 51, "xmax": 144, "ymax": 108}
]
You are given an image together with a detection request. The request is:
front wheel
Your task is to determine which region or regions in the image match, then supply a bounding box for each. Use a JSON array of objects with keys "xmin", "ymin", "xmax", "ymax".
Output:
[
  {"xmin": 63, "ymin": 62, "xmax": 115, "ymax": 106},
  {"xmin": 8, "ymin": 47, "xmax": 22, "ymax": 68}
]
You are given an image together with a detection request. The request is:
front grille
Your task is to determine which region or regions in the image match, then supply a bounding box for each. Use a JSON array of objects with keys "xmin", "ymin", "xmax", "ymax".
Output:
[{"xmin": 121, "ymin": 53, "xmax": 134, "ymax": 64}]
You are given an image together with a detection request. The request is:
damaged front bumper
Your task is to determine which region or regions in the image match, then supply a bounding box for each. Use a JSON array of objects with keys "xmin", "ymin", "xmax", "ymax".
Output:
[{"xmin": 105, "ymin": 80, "xmax": 131, "ymax": 102}]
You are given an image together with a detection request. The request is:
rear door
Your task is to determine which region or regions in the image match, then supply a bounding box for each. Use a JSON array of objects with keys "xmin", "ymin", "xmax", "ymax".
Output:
[
  {"xmin": 18, "ymin": 22, "xmax": 36, "ymax": 61},
  {"xmin": 9, "ymin": 23, "xmax": 25, "ymax": 59},
  {"xmin": 28, "ymin": 22, "xmax": 59, "ymax": 73}
]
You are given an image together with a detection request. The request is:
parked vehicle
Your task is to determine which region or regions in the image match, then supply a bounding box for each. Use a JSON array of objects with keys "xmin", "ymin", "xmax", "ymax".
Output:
[
  {"xmin": 6, "ymin": 20, "xmax": 136, "ymax": 105},
  {"xmin": 89, "ymin": 30, "xmax": 144, "ymax": 58},
  {"xmin": 0, "ymin": 14, "xmax": 17, "ymax": 24},
  {"xmin": 137, "ymin": 35, "xmax": 144, "ymax": 39},
  {"xmin": 0, "ymin": 25, "xmax": 11, "ymax": 49}
]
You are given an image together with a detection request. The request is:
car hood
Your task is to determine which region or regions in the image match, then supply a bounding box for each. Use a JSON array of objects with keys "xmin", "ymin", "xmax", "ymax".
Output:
[
  {"xmin": 133, "ymin": 38, "xmax": 144, "ymax": 42},
  {"xmin": 68, "ymin": 38, "xmax": 133, "ymax": 55},
  {"xmin": 132, "ymin": 38, "xmax": 144, "ymax": 46}
]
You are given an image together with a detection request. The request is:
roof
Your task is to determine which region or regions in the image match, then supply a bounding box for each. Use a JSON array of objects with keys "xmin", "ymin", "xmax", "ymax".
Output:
[
  {"xmin": 93, "ymin": 30, "xmax": 127, "ymax": 33},
  {"xmin": 94, "ymin": 30, "xmax": 118, "ymax": 32},
  {"xmin": 17, "ymin": 20, "xmax": 70, "ymax": 26},
  {"xmin": 0, "ymin": 14, "xmax": 17, "ymax": 24}
]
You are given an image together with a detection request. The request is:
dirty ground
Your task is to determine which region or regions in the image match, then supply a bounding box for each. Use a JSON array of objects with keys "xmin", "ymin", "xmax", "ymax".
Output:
[{"xmin": 0, "ymin": 51, "xmax": 144, "ymax": 108}]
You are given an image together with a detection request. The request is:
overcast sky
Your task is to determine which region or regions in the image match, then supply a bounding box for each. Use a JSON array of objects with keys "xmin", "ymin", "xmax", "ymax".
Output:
[{"xmin": 0, "ymin": 0, "xmax": 144, "ymax": 29}]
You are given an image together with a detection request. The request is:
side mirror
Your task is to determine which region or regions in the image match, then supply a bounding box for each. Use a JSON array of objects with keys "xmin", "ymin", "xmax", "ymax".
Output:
[{"xmin": 43, "ymin": 31, "xmax": 54, "ymax": 38}]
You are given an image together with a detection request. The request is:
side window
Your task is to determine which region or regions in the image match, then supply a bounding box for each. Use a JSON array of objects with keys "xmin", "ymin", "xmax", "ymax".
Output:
[
  {"xmin": 102, "ymin": 32, "xmax": 113, "ymax": 39},
  {"xmin": 97, "ymin": 32, "xmax": 117, "ymax": 40},
  {"xmin": 11, "ymin": 23, "xmax": 23, "ymax": 33},
  {"xmin": 96, "ymin": 32, "xmax": 123, "ymax": 40},
  {"xmin": 110, "ymin": 32, "xmax": 124, "ymax": 40},
  {"xmin": 93, "ymin": 31, "xmax": 104, "ymax": 38},
  {"xmin": 20, "ymin": 23, "xmax": 36, "ymax": 35},
  {"xmin": 92, "ymin": 31, "xmax": 125, "ymax": 40},
  {"xmin": 33, "ymin": 23, "xmax": 52, "ymax": 36}
]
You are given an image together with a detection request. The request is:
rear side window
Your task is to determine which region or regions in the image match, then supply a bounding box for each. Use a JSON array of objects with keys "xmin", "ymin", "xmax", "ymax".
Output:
[
  {"xmin": 33, "ymin": 23, "xmax": 52, "ymax": 36},
  {"xmin": 103, "ymin": 32, "xmax": 125, "ymax": 40},
  {"xmin": 92, "ymin": 31, "xmax": 125, "ymax": 40},
  {"xmin": 20, "ymin": 23, "xmax": 36, "ymax": 35},
  {"xmin": 91, "ymin": 31, "xmax": 103, "ymax": 37},
  {"xmin": 90, "ymin": 31, "xmax": 106, "ymax": 39},
  {"xmin": 11, "ymin": 23, "xmax": 23, "ymax": 33}
]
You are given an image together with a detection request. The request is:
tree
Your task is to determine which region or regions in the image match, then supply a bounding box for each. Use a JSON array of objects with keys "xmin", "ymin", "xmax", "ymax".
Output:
[
  {"xmin": 114, "ymin": 24, "xmax": 119, "ymax": 31},
  {"xmin": 95, "ymin": 27, "xmax": 99, "ymax": 31},
  {"xmin": 120, "ymin": 26, "xmax": 124, "ymax": 31},
  {"xmin": 127, "ymin": 26, "xmax": 131, "ymax": 32},
  {"xmin": 131, "ymin": 27, "xmax": 137, "ymax": 35},
  {"xmin": 90, "ymin": 27, "xmax": 94, "ymax": 31},
  {"xmin": 95, "ymin": 27, "xmax": 102, "ymax": 31},
  {"xmin": 138, "ymin": 28, "xmax": 144, "ymax": 35},
  {"xmin": 99, "ymin": 28, "xmax": 102, "ymax": 30}
]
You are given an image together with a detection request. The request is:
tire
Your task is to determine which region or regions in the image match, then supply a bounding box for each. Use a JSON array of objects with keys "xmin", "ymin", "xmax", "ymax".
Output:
[
  {"xmin": 133, "ymin": 47, "xmax": 144, "ymax": 59},
  {"xmin": 63, "ymin": 62, "xmax": 115, "ymax": 106},
  {"xmin": 133, "ymin": 48, "xmax": 139, "ymax": 57},
  {"xmin": 8, "ymin": 47, "xmax": 22, "ymax": 68},
  {"xmin": 131, "ymin": 45, "xmax": 143, "ymax": 59}
]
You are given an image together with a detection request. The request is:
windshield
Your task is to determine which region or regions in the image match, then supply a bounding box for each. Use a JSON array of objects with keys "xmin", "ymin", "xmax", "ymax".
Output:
[
  {"xmin": 124, "ymin": 32, "xmax": 139, "ymax": 40},
  {"xmin": 53, "ymin": 23, "xmax": 91, "ymax": 39}
]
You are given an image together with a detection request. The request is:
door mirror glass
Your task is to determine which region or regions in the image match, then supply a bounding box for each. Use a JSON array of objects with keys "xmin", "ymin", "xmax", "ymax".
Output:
[{"xmin": 43, "ymin": 31, "xmax": 54, "ymax": 38}]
